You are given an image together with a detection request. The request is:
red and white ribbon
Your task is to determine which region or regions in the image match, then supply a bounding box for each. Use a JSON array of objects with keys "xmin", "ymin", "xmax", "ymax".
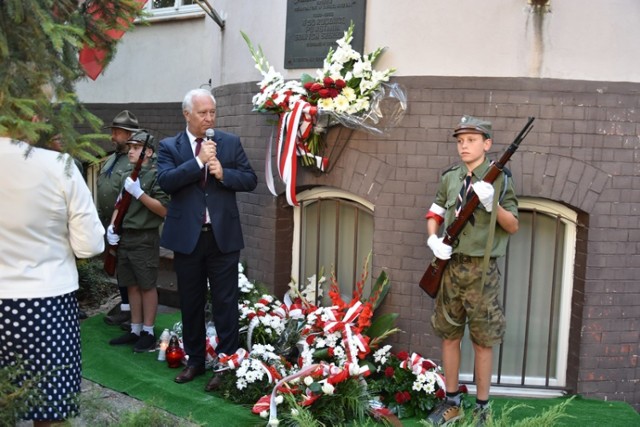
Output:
[
  {"xmin": 264, "ymin": 101, "xmax": 325, "ymax": 206},
  {"xmin": 217, "ymin": 348, "xmax": 248, "ymax": 370},
  {"xmin": 322, "ymin": 301, "xmax": 368, "ymax": 365}
]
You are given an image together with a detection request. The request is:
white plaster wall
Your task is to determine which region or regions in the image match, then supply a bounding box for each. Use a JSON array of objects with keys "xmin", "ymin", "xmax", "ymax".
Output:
[{"xmin": 75, "ymin": 0, "xmax": 640, "ymax": 104}]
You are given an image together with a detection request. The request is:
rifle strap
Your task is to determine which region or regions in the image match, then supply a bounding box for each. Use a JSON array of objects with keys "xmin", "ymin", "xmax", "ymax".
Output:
[{"xmin": 474, "ymin": 173, "xmax": 502, "ymax": 322}]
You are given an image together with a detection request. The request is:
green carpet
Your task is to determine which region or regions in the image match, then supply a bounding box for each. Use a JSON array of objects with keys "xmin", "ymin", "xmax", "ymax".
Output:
[
  {"xmin": 81, "ymin": 312, "xmax": 259, "ymax": 426},
  {"xmin": 81, "ymin": 313, "xmax": 639, "ymax": 426}
]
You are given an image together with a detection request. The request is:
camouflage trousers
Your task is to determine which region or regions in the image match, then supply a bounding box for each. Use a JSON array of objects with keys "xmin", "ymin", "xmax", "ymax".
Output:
[{"xmin": 431, "ymin": 254, "xmax": 506, "ymax": 347}]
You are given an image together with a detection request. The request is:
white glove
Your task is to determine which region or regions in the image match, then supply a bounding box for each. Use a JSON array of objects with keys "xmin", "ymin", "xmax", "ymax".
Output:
[
  {"xmin": 427, "ymin": 234, "xmax": 452, "ymax": 260},
  {"xmin": 473, "ymin": 181, "xmax": 495, "ymax": 212},
  {"xmin": 107, "ymin": 225, "xmax": 120, "ymax": 246},
  {"xmin": 124, "ymin": 177, "xmax": 144, "ymax": 199}
]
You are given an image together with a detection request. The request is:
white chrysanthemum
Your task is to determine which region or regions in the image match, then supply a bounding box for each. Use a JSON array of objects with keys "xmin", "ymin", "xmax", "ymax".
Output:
[
  {"xmin": 333, "ymin": 94, "xmax": 350, "ymax": 113},
  {"xmin": 424, "ymin": 382, "xmax": 435, "ymax": 394},
  {"xmin": 325, "ymin": 332, "xmax": 341, "ymax": 348},
  {"xmin": 341, "ymin": 86, "xmax": 356, "ymax": 102},
  {"xmin": 317, "ymin": 97, "xmax": 334, "ymax": 111}
]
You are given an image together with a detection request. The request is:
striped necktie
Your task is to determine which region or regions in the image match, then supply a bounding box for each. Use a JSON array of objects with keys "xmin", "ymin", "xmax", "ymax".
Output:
[{"xmin": 455, "ymin": 174, "xmax": 473, "ymax": 218}]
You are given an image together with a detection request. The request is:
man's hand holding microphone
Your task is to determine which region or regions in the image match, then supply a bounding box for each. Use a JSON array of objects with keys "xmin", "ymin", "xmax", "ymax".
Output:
[{"xmin": 204, "ymin": 128, "xmax": 224, "ymax": 182}]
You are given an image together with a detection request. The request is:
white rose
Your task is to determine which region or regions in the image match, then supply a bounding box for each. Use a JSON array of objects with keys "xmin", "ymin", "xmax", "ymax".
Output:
[{"xmin": 321, "ymin": 382, "xmax": 335, "ymax": 395}]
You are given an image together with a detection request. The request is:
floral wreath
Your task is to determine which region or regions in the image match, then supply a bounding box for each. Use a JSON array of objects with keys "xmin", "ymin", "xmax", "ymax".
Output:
[{"xmin": 243, "ymin": 22, "xmax": 407, "ymax": 206}]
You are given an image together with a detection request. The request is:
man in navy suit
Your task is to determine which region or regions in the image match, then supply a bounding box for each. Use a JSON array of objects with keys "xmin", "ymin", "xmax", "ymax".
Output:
[{"xmin": 157, "ymin": 88, "xmax": 257, "ymax": 391}]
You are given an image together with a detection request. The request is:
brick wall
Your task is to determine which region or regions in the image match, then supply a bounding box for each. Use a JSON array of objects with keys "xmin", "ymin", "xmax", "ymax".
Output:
[{"xmin": 85, "ymin": 75, "xmax": 640, "ymax": 409}]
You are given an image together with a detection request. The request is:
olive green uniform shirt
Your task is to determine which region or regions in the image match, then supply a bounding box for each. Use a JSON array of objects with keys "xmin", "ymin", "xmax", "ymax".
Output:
[
  {"xmin": 434, "ymin": 157, "xmax": 518, "ymax": 257},
  {"xmin": 97, "ymin": 151, "xmax": 132, "ymax": 227},
  {"xmin": 114, "ymin": 163, "xmax": 170, "ymax": 231}
]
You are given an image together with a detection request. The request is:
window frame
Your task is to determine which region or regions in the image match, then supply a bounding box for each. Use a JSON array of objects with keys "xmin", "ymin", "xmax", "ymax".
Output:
[
  {"xmin": 459, "ymin": 197, "xmax": 577, "ymax": 396},
  {"xmin": 292, "ymin": 187, "xmax": 374, "ymax": 302},
  {"xmin": 142, "ymin": 0, "xmax": 205, "ymax": 21}
]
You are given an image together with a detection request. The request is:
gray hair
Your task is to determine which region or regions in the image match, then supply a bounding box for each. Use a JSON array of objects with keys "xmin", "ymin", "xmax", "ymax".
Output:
[{"xmin": 182, "ymin": 88, "xmax": 216, "ymax": 113}]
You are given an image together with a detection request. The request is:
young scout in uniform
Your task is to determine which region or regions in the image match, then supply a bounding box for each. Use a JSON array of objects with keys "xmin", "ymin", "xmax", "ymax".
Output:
[
  {"xmin": 425, "ymin": 116, "xmax": 519, "ymax": 426},
  {"xmin": 107, "ymin": 130, "xmax": 170, "ymax": 353}
]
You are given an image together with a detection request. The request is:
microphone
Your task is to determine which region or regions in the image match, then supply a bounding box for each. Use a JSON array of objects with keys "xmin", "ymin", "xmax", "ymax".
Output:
[{"xmin": 204, "ymin": 129, "xmax": 215, "ymax": 184}]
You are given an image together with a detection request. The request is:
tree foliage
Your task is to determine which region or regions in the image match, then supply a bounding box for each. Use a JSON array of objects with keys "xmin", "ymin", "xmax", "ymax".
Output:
[{"xmin": 0, "ymin": 0, "xmax": 145, "ymax": 162}]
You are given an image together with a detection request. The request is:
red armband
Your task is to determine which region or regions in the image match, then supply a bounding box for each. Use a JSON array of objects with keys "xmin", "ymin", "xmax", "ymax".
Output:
[{"xmin": 425, "ymin": 203, "xmax": 445, "ymax": 226}]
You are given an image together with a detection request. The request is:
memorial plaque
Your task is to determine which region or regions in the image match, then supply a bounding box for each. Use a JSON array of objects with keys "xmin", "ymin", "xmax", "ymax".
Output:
[{"xmin": 284, "ymin": 0, "xmax": 366, "ymax": 69}]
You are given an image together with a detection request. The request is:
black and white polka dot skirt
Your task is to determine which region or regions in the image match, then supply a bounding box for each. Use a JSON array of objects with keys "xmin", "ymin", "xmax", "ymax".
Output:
[{"xmin": 0, "ymin": 292, "xmax": 81, "ymax": 422}]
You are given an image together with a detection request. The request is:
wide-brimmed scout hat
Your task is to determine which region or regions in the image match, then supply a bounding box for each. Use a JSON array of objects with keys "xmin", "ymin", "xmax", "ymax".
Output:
[
  {"xmin": 452, "ymin": 115, "xmax": 492, "ymax": 139},
  {"xmin": 126, "ymin": 130, "xmax": 156, "ymax": 150},
  {"xmin": 104, "ymin": 110, "xmax": 140, "ymax": 131}
]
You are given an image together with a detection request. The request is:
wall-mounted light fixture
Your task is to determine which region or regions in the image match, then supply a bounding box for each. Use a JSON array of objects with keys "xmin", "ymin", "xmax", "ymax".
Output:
[{"xmin": 528, "ymin": 0, "xmax": 551, "ymax": 13}]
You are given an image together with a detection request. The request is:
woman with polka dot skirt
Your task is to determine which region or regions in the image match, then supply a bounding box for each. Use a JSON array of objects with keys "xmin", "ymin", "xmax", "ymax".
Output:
[{"xmin": 0, "ymin": 133, "xmax": 105, "ymax": 426}]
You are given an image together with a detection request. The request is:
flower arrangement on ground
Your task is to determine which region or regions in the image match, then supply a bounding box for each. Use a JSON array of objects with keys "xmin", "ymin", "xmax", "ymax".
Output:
[
  {"xmin": 366, "ymin": 347, "xmax": 452, "ymax": 419},
  {"xmin": 242, "ymin": 22, "xmax": 406, "ymax": 206},
  {"xmin": 169, "ymin": 260, "xmax": 446, "ymax": 424}
]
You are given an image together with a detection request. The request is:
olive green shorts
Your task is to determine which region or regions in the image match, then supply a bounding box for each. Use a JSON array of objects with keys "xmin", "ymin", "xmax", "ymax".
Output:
[
  {"xmin": 430, "ymin": 254, "xmax": 506, "ymax": 347},
  {"xmin": 116, "ymin": 229, "xmax": 160, "ymax": 290}
]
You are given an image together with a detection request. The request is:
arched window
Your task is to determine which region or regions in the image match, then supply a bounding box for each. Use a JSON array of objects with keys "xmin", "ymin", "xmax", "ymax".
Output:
[
  {"xmin": 292, "ymin": 188, "xmax": 374, "ymax": 305},
  {"xmin": 460, "ymin": 198, "xmax": 577, "ymax": 395}
]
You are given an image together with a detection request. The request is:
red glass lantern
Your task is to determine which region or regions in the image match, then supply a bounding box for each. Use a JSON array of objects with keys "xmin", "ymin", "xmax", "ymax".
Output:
[{"xmin": 165, "ymin": 335, "xmax": 184, "ymax": 368}]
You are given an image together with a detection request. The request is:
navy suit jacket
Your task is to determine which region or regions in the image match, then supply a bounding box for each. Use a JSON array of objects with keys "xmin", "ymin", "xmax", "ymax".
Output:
[{"xmin": 157, "ymin": 130, "xmax": 257, "ymax": 255}]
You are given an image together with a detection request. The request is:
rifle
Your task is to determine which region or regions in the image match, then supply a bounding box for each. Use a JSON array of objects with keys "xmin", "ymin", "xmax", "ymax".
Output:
[
  {"xmin": 103, "ymin": 134, "xmax": 150, "ymax": 276},
  {"xmin": 419, "ymin": 117, "xmax": 535, "ymax": 298}
]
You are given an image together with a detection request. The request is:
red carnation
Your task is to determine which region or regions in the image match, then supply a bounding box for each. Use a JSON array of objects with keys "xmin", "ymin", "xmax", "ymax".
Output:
[
  {"xmin": 459, "ymin": 384, "xmax": 469, "ymax": 394},
  {"xmin": 318, "ymin": 89, "xmax": 330, "ymax": 98},
  {"xmin": 396, "ymin": 351, "xmax": 409, "ymax": 361},
  {"xmin": 323, "ymin": 76, "xmax": 334, "ymax": 87},
  {"xmin": 304, "ymin": 82, "xmax": 314, "ymax": 90},
  {"xmin": 422, "ymin": 359, "xmax": 437, "ymax": 370},
  {"xmin": 335, "ymin": 79, "xmax": 347, "ymax": 89},
  {"xmin": 327, "ymin": 88, "xmax": 339, "ymax": 98},
  {"xmin": 435, "ymin": 388, "xmax": 446, "ymax": 399},
  {"xmin": 394, "ymin": 391, "xmax": 411, "ymax": 404},
  {"xmin": 310, "ymin": 83, "xmax": 323, "ymax": 92},
  {"xmin": 384, "ymin": 366, "xmax": 395, "ymax": 378}
]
